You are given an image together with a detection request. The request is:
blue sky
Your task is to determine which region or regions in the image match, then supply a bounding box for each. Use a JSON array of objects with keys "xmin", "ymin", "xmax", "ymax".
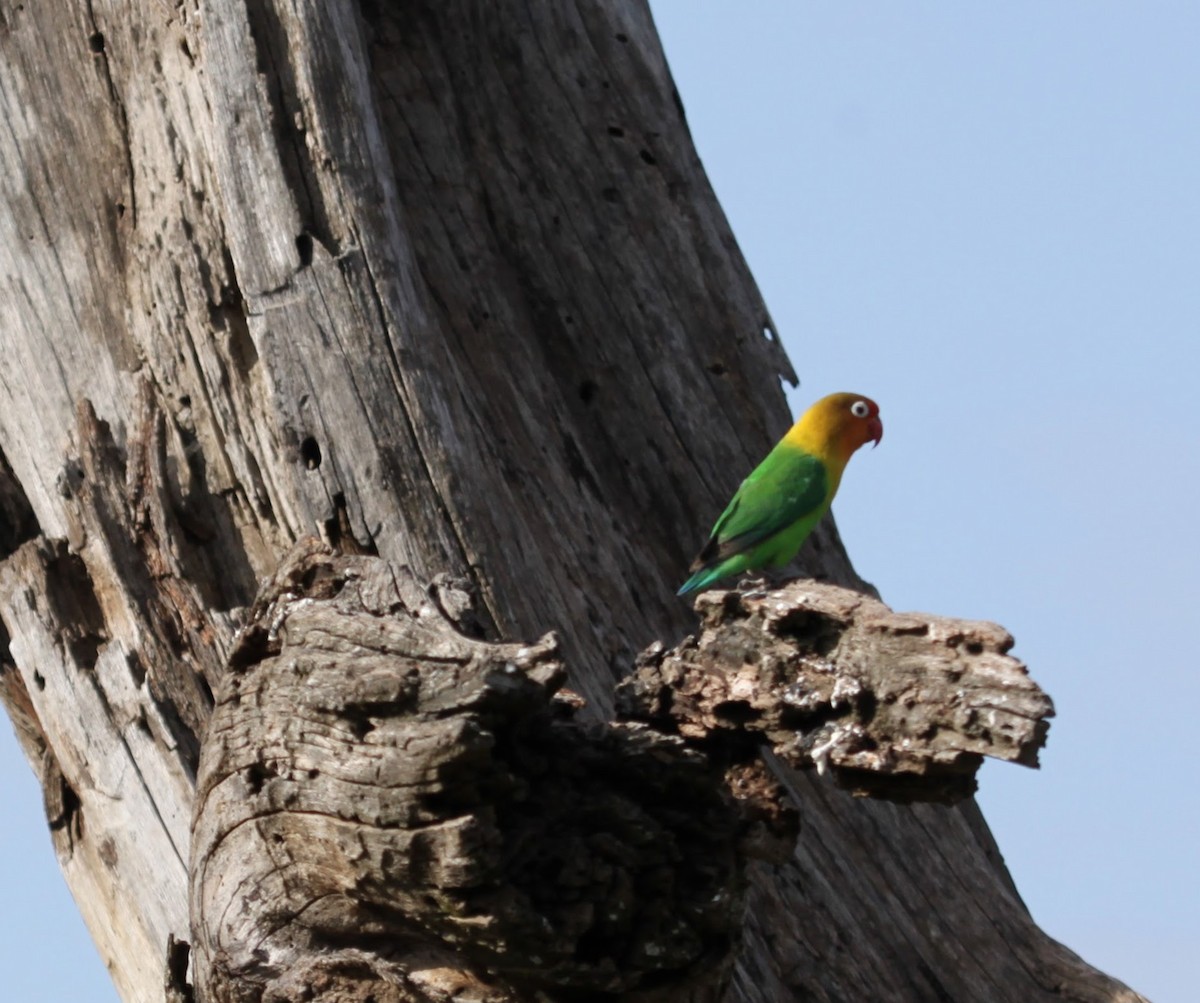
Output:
[
  {"xmin": 650, "ymin": 4, "xmax": 1198, "ymax": 1001},
  {"xmin": 2, "ymin": 4, "xmax": 1197, "ymax": 1000}
]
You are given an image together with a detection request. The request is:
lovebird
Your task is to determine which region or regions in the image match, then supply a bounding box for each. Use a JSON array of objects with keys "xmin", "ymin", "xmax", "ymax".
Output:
[{"xmin": 678, "ymin": 392, "xmax": 883, "ymax": 595}]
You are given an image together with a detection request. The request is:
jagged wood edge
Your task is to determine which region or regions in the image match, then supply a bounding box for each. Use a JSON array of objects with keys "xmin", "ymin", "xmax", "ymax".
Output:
[
  {"xmin": 619, "ymin": 579, "xmax": 1054, "ymax": 804},
  {"xmin": 191, "ymin": 541, "xmax": 752, "ymax": 1003}
]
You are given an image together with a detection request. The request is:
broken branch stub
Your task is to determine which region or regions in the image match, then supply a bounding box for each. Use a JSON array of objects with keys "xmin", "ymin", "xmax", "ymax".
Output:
[
  {"xmin": 619, "ymin": 581, "xmax": 1054, "ymax": 804},
  {"xmin": 191, "ymin": 541, "xmax": 744, "ymax": 1003}
]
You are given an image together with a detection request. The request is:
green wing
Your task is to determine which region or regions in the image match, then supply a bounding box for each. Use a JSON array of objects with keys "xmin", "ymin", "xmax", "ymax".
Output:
[{"xmin": 698, "ymin": 445, "xmax": 830, "ymax": 565}]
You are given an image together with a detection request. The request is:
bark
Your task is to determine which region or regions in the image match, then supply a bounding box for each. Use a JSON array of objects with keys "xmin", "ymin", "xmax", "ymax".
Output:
[
  {"xmin": 193, "ymin": 540, "xmax": 745, "ymax": 1003},
  {"xmin": 0, "ymin": 3, "xmax": 1145, "ymax": 1003},
  {"xmin": 189, "ymin": 541, "xmax": 1060, "ymax": 1002},
  {"xmin": 621, "ymin": 580, "xmax": 1053, "ymax": 804}
]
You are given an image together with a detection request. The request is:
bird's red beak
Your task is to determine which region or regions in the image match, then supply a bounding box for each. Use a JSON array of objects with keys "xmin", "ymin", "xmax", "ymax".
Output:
[{"xmin": 868, "ymin": 416, "xmax": 883, "ymax": 448}]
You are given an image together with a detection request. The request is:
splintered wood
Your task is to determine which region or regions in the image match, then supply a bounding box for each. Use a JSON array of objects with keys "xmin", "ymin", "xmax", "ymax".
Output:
[
  {"xmin": 621, "ymin": 581, "xmax": 1053, "ymax": 803},
  {"xmin": 191, "ymin": 542, "xmax": 742, "ymax": 1003},
  {"xmin": 191, "ymin": 542, "xmax": 1059, "ymax": 1003},
  {"xmin": 0, "ymin": 0, "xmax": 1143, "ymax": 998}
]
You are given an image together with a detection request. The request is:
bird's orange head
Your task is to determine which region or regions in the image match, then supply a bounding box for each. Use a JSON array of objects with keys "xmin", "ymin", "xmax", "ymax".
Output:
[{"xmin": 785, "ymin": 392, "xmax": 883, "ymax": 469}]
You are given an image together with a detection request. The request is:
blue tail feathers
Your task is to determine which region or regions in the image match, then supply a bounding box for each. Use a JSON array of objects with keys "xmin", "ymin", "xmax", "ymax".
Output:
[{"xmin": 677, "ymin": 565, "xmax": 722, "ymax": 596}]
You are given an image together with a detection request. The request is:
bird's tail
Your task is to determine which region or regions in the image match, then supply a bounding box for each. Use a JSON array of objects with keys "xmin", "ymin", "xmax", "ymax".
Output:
[{"xmin": 677, "ymin": 564, "xmax": 724, "ymax": 597}]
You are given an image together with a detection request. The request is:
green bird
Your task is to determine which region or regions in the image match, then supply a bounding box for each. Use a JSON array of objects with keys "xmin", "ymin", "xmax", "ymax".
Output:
[{"xmin": 679, "ymin": 392, "xmax": 883, "ymax": 595}]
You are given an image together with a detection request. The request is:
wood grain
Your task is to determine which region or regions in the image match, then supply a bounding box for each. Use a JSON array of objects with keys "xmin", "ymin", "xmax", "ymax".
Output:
[
  {"xmin": 0, "ymin": 2, "xmax": 1146, "ymax": 1001},
  {"xmin": 193, "ymin": 541, "xmax": 742, "ymax": 1002},
  {"xmin": 622, "ymin": 580, "xmax": 1053, "ymax": 803}
]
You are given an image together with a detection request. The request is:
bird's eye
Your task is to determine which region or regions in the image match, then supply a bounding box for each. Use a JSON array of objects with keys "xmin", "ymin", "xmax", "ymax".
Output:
[{"xmin": 850, "ymin": 400, "xmax": 871, "ymax": 418}]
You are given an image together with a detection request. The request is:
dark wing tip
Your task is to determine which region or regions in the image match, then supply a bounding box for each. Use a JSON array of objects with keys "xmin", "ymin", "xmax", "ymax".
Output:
[{"xmin": 690, "ymin": 536, "xmax": 718, "ymax": 572}]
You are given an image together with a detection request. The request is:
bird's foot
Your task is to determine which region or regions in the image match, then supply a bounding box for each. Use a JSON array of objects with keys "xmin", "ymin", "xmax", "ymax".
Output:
[{"xmin": 737, "ymin": 570, "xmax": 793, "ymax": 597}]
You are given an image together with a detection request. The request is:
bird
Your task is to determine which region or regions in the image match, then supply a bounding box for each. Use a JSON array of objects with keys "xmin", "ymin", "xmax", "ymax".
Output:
[{"xmin": 678, "ymin": 392, "xmax": 882, "ymax": 595}]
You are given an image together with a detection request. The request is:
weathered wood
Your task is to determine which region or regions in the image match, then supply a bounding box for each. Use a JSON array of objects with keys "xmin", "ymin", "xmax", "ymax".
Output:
[
  {"xmin": 0, "ymin": 1, "xmax": 1148, "ymax": 1002},
  {"xmin": 192, "ymin": 542, "xmax": 1064, "ymax": 1003},
  {"xmin": 193, "ymin": 541, "xmax": 743, "ymax": 1003},
  {"xmin": 0, "ymin": 536, "xmax": 190, "ymax": 1002},
  {"xmin": 621, "ymin": 580, "xmax": 1053, "ymax": 803},
  {"xmin": 164, "ymin": 936, "xmax": 195, "ymax": 1003}
]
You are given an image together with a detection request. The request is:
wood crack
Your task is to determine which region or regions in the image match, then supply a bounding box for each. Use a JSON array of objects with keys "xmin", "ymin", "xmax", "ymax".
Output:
[
  {"xmin": 619, "ymin": 579, "xmax": 1053, "ymax": 804},
  {"xmin": 191, "ymin": 540, "xmax": 1055, "ymax": 1002}
]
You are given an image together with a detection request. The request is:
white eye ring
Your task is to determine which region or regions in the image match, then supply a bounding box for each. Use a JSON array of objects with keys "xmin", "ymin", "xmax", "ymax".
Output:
[{"xmin": 850, "ymin": 400, "xmax": 871, "ymax": 418}]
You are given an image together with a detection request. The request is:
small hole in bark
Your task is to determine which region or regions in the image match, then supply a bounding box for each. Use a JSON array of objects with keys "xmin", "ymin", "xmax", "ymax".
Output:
[
  {"xmin": 307, "ymin": 768, "xmax": 319, "ymax": 779},
  {"xmin": 714, "ymin": 700, "xmax": 756, "ymax": 725},
  {"xmin": 197, "ymin": 673, "xmax": 214, "ymax": 709},
  {"xmin": 296, "ymin": 232, "xmax": 314, "ymax": 266},
  {"xmin": 52, "ymin": 778, "xmax": 83, "ymax": 838},
  {"xmin": 707, "ymin": 362, "xmax": 727, "ymax": 376},
  {"xmin": 965, "ymin": 641, "xmax": 983, "ymax": 655},
  {"xmin": 69, "ymin": 631, "xmax": 103, "ymax": 671},
  {"xmin": 115, "ymin": 202, "xmax": 126, "ymax": 218},
  {"xmin": 607, "ymin": 125, "xmax": 624, "ymax": 137},
  {"xmin": 88, "ymin": 32, "xmax": 105, "ymax": 53},
  {"xmin": 33, "ymin": 670, "xmax": 45, "ymax": 690},
  {"xmin": 579, "ymin": 380, "xmax": 598, "ymax": 403},
  {"xmin": 245, "ymin": 761, "xmax": 274, "ymax": 794},
  {"xmin": 179, "ymin": 395, "xmax": 191, "ymax": 408},
  {"xmin": 615, "ymin": 32, "xmax": 629, "ymax": 42},
  {"xmin": 348, "ymin": 713, "xmax": 375, "ymax": 740},
  {"xmin": 639, "ymin": 149, "xmax": 657, "ymax": 165},
  {"xmin": 300, "ymin": 437, "xmax": 321, "ymax": 470}
]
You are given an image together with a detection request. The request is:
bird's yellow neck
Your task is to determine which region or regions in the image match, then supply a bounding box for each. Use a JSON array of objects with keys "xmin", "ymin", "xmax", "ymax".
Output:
[{"xmin": 783, "ymin": 409, "xmax": 855, "ymax": 481}]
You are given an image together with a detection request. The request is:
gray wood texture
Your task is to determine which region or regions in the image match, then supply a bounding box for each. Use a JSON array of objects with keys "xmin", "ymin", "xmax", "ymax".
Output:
[
  {"xmin": 192, "ymin": 540, "xmax": 743, "ymax": 1002},
  {"xmin": 0, "ymin": 2, "xmax": 1145, "ymax": 1002},
  {"xmin": 622, "ymin": 580, "xmax": 1054, "ymax": 804}
]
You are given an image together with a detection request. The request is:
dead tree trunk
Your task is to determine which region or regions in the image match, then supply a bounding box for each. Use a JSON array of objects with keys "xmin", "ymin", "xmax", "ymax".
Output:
[{"xmin": 0, "ymin": 3, "xmax": 1144, "ymax": 1002}]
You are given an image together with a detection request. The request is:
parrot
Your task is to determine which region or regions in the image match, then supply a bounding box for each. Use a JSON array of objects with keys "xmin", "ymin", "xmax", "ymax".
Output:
[{"xmin": 678, "ymin": 392, "xmax": 883, "ymax": 596}]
